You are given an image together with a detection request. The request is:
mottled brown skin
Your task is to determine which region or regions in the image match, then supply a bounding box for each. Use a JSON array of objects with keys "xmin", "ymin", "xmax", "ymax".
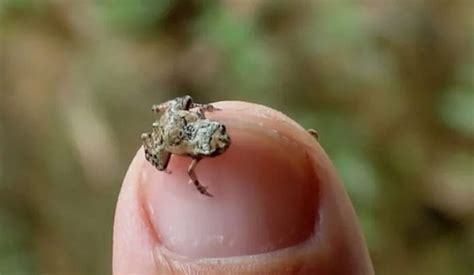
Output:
[{"xmin": 141, "ymin": 96, "xmax": 231, "ymax": 197}]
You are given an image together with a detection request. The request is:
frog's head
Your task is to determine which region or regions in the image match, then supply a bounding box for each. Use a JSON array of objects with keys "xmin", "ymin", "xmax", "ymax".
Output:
[{"xmin": 209, "ymin": 124, "xmax": 231, "ymax": 156}]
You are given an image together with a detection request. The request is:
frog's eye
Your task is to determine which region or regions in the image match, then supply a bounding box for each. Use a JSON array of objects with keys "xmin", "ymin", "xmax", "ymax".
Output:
[{"xmin": 183, "ymin": 95, "xmax": 193, "ymax": 109}]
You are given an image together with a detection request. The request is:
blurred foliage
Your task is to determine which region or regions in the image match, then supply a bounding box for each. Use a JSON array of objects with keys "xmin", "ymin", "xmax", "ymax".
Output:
[{"xmin": 0, "ymin": 0, "xmax": 473, "ymax": 274}]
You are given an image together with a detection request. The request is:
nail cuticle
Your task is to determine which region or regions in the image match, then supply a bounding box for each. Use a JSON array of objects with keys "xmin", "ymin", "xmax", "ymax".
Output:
[{"xmin": 152, "ymin": 229, "xmax": 323, "ymax": 269}]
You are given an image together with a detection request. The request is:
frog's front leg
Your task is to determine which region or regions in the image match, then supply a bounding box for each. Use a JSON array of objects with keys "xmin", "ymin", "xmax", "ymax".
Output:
[
  {"xmin": 145, "ymin": 148, "xmax": 172, "ymax": 173},
  {"xmin": 187, "ymin": 157, "xmax": 213, "ymax": 197},
  {"xmin": 142, "ymin": 132, "xmax": 172, "ymax": 173}
]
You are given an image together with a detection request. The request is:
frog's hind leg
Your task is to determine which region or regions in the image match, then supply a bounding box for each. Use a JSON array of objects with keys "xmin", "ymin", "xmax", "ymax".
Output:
[
  {"xmin": 187, "ymin": 157, "xmax": 213, "ymax": 197},
  {"xmin": 191, "ymin": 103, "xmax": 220, "ymax": 118},
  {"xmin": 191, "ymin": 103, "xmax": 219, "ymax": 112},
  {"xmin": 151, "ymin": 102, "xmax": 169, "ymax": 114}
]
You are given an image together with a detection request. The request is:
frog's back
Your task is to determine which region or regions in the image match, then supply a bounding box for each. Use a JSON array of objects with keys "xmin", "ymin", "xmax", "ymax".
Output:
[{"xmin": 160, "ymin": 110, "xmax": 202, "ymax": 154}]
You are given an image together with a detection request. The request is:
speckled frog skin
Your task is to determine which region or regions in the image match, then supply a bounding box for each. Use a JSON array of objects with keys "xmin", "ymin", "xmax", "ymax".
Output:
[{"xmin": 141, "ymin": 96, "xmax": 230, "ymax": 196}]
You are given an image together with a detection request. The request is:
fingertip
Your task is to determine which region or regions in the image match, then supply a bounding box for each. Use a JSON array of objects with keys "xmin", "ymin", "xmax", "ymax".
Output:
[{"xmin": 113, "ymin": 101, "xmax": 373, "ymax": 274}]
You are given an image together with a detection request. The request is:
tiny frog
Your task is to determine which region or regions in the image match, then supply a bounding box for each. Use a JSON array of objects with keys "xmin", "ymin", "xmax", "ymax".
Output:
[{"xmin": 141, "ymin": 95, "xmax": 231, "ymax": 197}]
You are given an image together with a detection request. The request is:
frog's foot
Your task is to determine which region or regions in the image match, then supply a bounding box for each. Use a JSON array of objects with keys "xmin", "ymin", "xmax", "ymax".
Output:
[
  {"xmin": 307, "ymin": 129, "xmax": 319, "ymax": 139},
  {"xmin": 188, "ymin": 179, "xmax": 213, "ymax": 197},
  {"xmin": 191, "ymin": 103, "xmax": 220, "ymax": 117}
]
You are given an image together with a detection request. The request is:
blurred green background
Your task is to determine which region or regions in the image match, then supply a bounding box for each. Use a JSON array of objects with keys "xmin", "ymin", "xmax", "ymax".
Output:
[{"xmin": 1, "ymin": 0, "xmax": 473, "ymax": 274}]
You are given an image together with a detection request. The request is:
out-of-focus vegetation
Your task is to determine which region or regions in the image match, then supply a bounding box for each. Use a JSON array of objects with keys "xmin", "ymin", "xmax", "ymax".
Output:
[{"xmin": 0, "ymin": 1, "xmax": 473, "ymax": 274}]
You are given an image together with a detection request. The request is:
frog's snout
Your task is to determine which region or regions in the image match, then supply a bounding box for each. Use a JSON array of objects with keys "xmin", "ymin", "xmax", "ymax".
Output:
[{"xmin": 213, "ymin": 124, "xmax": 231, "ymax": 154}]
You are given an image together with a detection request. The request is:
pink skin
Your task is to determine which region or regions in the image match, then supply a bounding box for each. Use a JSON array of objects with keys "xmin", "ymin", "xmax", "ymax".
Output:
[{"xmin": 113, "ymin": 101, "xmax": 374, "ymax": 274}]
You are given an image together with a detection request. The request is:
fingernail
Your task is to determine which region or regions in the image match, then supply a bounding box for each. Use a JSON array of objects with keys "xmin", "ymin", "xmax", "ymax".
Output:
[{"xmin": 139, "ymin": 121, "xmax": 319, "ymax": 258}]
